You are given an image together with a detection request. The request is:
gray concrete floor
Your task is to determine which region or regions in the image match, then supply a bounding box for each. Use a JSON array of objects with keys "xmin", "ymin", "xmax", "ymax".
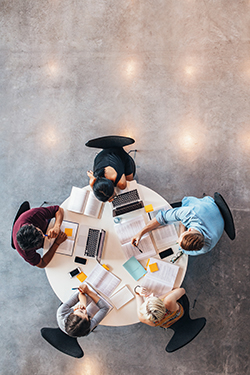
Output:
[{"xmin": 1, "ymin": 1, "xmax": 250, "ymax": 374}]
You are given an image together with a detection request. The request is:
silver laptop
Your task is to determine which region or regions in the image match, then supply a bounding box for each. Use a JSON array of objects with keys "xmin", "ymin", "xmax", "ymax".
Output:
[
  {"xmin": 75, "ymin": 225, "xmax": 106, "ymax": 262},
  {"xmin": 112, "ymin": 180, "xmax": 144, "ymax": 217}
]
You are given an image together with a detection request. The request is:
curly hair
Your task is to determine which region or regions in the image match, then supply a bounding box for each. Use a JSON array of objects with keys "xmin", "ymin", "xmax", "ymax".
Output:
[
  {"xmin": 16, "ymin": 224, "xmax": 44, "ymax": 251},
  {"xmin": 65, "ymin": 313, "xmax": 91, "ymax": 337},
  {"xmin": 180, "ymin": 232, "xmax": 204, "ymax": 251}
]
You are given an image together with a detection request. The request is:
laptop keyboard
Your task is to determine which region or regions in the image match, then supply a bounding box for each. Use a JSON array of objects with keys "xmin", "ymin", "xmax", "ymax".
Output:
[
  {"xmin": 112, "ymin": 189, "xmax": 140, "ymax": 208},
  {"xmin": 113, "ymin": 200, "xmax": 144, "ymax": 217},
  {"xmin": 84, "ymin": 228, "xmax": 100, "ymax": 257}
]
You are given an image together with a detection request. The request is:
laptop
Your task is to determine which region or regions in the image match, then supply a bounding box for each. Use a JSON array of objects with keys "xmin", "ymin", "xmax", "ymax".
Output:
[
  {"xmin": 75, "ymin": 225, "xmax": 106, "ymax": 262},
  {"xmin": 112, "ymin": 180, "xmax": 144, "ymax": 217}
]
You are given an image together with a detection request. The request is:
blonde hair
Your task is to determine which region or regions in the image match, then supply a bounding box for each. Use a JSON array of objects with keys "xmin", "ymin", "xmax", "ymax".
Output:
[{"xmin": 139, "ymin": 297, "xmax": 166, "ymax": 322}]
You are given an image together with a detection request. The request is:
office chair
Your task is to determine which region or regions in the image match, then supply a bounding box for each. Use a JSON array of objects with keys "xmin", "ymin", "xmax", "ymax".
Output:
[
  {"xmin": 85, "ymin": 135, "xmax": 135, "ymax": 149},
  {"xmin": 41, "ymin": 327, "xmax": 84, "ymax": 358},
  {"xmin": 11, "ymin": 201, "xmax": 30, "ymax": 249},
  {"xmin": 214, "ymin": 192, "xmax": 235, "ymax": 240},
  {"xmin": 165, "ymin": 294, "xmax": 206, "ymax": 353}
]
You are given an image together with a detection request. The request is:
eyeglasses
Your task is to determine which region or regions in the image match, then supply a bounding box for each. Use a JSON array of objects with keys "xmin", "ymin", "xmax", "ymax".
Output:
[{"xmin": 170, "ymin": 251, "xmax": 183, "ymax": 264}]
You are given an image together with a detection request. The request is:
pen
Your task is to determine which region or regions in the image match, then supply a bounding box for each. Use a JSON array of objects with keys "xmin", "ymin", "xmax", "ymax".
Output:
[
  {"xmin": 72, "ymin": 287, "xmax": 79, "ymax": 290},
  {"xmin": 44, "ymin": 234, "xmax": 48, "ymax": 237},
  {"xmin": 134, "ymin": 244, "xmax": 143, "ymax": 253}
]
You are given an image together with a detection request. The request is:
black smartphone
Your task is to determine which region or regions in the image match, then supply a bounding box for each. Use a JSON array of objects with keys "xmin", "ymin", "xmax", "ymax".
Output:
[
  {"xmin": 74, "ymin": 256, "xmax": 87, "ymax": 265},
  {"xmin": 68, "ymin": 267, "xmax": 81, "ymax": 278},
  {"xmin": 159, "ymin": 248, "xmax": 174, "ymax": 259}
]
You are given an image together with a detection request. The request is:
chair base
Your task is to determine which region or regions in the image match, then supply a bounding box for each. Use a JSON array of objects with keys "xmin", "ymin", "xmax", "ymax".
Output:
[
  {"xmin": 85, "ymin": 135, "xmax": 135, "ymax": 149},
  {"xmin": 41, "ymin": 327, "xmax": 84, "ymax": 358}
]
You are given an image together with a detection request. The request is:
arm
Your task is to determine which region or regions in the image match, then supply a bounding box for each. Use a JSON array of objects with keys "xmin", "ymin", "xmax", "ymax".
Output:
[
  {"xmin": 78, "ymin": 284, "xmax": 100, "ymax": 304},
  {"xmin": 135, "ymin": 294, "xmax": 155, "ymax": 327},
  {"xmin": 125, "ymin": 173, "xmax": 134, "ymax": 181},
  {"xmin": 131, "ymin": 218, "xmax": 160, "ymax": 246},
  {"xmin": 47, "ymin": 207, "xmax": 64, "ymax": 239},
  {"xmin": 163, "ymin": 288, "xmax": 185, "ymax": 312},
  {"xmin": 87, "ymin": 170, "xmax": 96, "ymax": 188},
  {"xmin": 116, "ymin": 174, "xmax": 127, "ymax": 189},
  {"xmin": 36, "ymin": 230, "xmax": 67, "ymax": 268}
]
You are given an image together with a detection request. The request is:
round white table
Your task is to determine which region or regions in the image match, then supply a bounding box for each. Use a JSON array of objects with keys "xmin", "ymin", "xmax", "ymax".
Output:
[{"xmin": 45, "ymin": 184, "xmax": 188, "ymax": 326}]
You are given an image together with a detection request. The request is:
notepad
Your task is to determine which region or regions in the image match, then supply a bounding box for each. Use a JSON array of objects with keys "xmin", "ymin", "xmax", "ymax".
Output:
[
  {"xmin": 55, "ymin": 220, "xmax": 79, "ymax": 256},
  {"xmin": 110, "ymin": 285, "xmax": 134, "ymax": 309},
  {"xmin": 123, "ymin": 256, "xmax": 147, "ymax": 281}
]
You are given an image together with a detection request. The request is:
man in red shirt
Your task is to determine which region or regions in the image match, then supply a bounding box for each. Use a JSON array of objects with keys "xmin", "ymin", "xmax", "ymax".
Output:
[{"xmin": 12, "ymin": 205, "xmax": 67, "ymax": 268}]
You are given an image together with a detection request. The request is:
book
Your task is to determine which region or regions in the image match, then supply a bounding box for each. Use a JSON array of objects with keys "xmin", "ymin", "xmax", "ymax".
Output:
[
  {"xmin": 148, "ymin": 206, "xmax": 178, "ymax": 250},
  {"xmin": 85, "ymin": 262, "xmax": 121, "ymax": 298},
  {"xmin": 44, "ymin": 220, "xmax": 79, "ymax": 256},
  {"xmin": 123, "ymin": 256, "xmax": 147, "ymax": 281},
  {"xmin": 110, "ymin": 285, "xmax": 134, "ymax": 310},
  {"xmin": 141, "ymin": 258, "xmax": 179, "ymax": 297},
  {"xmin": 114, "ymin": 215, "xmax": 156, "ymax": 260},
  {"xmin": 67, "ymin": 186, "xmax": 103, "ymax": 218}
]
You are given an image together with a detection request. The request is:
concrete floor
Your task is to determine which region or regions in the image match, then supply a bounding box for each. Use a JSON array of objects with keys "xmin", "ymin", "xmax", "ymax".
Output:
[{"xmin": 1, "ymin": 0, "xmax": 250, "ymax": 374}]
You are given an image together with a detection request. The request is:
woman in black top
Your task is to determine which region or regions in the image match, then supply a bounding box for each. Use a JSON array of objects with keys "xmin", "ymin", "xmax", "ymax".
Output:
[{"xmin": 87, "ymin": 147, "xmax": 136, "ymax": 202}]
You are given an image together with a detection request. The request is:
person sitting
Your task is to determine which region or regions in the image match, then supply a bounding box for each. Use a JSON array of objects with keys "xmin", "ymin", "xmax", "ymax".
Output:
[
  {"xmin": 12, "ymin": 205, "xmax": 67, "ymax": 267},
  {"xmin": 134, "ymin": 286, "xmax": 185, "ymax": 328},
  {"xmin": 87, "ymin": 147, "xmax": 136, "ymax": 202},
  {"xmin": 131, "ymin": 196, "xmax": 225, "ymax": 256},
  {"xmin": 57, "ymin": 284, "xmax": 110, "ymax": 337}
]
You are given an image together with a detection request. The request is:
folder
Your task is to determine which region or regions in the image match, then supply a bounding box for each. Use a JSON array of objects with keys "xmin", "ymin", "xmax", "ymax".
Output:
[{"xmin": 123, "ymin": 256, "xmax": 147, "ymax": 281}]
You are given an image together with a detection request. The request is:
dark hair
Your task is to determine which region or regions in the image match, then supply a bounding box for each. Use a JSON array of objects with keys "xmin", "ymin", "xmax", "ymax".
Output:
[
  {"xmin": 65, "ymin": 313, "xmax": 91, "ymax": 337},
  {"xmin": 16, "ymin": 224, "xmax": 44, "ymax": 251},
  {"xmin": 180, "ymin": 232, "xmax": 204, "ymax": 251},
  {"xmin": 93, "ymin": 177, "xmax": 114, "ymax": 202}
]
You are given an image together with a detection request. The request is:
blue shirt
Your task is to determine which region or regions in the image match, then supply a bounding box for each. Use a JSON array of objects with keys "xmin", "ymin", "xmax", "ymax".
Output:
[{"xmin": 155, "ymin": 196, "xmax": 224, "ymax": 256}]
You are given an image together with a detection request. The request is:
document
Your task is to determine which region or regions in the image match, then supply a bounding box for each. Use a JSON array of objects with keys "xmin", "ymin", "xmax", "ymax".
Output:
[
  {"xmin": 45, "ymin": 220, "xmax": 79, "ymax": 256},
  {"xmin": 67, "ymin": 186, "xmax": 103, "ymax": 218},
  {"xmin": 110, "ymin": 285, "xmax": 134, "ymax": 310},
  {"xmin": 141, "ymin": 258, "xmax": 179, "ymax": 297},
  {"xmin": 114, "ymin": 215, "xmax": 156, "ymax": 260},
  {"xmin": 148, "ymin": 206, "xmax": 178, "ymax": 249},
  {"xmin": 86, "ymin": 262, "xmax": 121, "ymax": 298}
]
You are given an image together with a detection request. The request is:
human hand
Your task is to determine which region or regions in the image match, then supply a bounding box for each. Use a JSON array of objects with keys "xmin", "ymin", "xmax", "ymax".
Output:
[
  {"xmin": 87, "ymin": 170, "xmax": 93, "ymax": 178},
  {"xmin": 78, "ymin": 284, "xmax": 89, "ymax": 295},
  {"xmin": 55, "ymin": 230, "xmax": 67, "ymax": 245},
  {"xmin": 134, "ymin": 286, "xmax": 150, "ymax": 297},
  {"xmin": 131, "ymin": 232, "xmax": 142, "ymax": 247},
  {"xmin": 47, "ymin": 224, "xmax": 60, "ymax": 239}
]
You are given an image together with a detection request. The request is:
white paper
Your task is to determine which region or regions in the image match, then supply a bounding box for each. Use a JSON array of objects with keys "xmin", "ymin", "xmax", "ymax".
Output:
[
  {"xmin": 86, "ymin": 263, "xmax": 121, "ymax": 297},
  {"xmin": 141, "ymin": 258, "xmax": 179, "ymax": 297},
  {"xmin": 152, "ymin": 224, "xmax": 178, "ymax": 249},
  {"xmin": 84, "ymin": 191, "xmax": 103, "ymax": 218},
  {"xmin": 67, "ymin": 187, "xmax": 88, "ymax": 214},
  {"xmin": 56, "ymin": 220, "xmax": 78, "ymax": 256}
]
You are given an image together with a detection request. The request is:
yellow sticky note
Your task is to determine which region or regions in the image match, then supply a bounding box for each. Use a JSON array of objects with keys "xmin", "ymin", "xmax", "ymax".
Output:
[
  {"xmin": 144, "ymin": 204, "xmax": 154, "ymax": 213},
  {"xmin": 149, "ymin": 262, "xmax": 159, "ymax": 273},
  {"xmin": 65, "ymin": 228, "xmax": 73, "ymax": 237},
  {"xmin": 102, "ymin": 264, "xmax": 109, "ymax": 271},
  {"xmin": 76, "ymin": 272, "xmax": 87, "ymax": 282}
]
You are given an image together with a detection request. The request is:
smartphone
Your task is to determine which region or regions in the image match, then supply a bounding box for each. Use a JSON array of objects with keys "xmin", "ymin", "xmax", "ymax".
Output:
[
  {"xmin": 68, "ymin": 267, "xmax": 81, "ymax": 278},
  {"xmin": 159, "ymin": 248, "xmax": 174, "ymax": 259},
  {"xmin": 74, "ymin": 256, "xmax": 87, "ymax": 265}
]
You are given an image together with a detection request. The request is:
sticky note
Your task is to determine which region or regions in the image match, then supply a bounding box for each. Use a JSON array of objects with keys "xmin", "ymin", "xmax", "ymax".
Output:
[
  {"xmin": 76, "ymin": 272, "xmax": 87, "ymax": 282},
  {"xmin": 144, "ymin": 204, "xmax": 154, "ymax": 213},
  {"xmin": 65, "ymin": 228, "xmax": 73, "ymax": 237},
  {"xmin": 149, "ymin": 262, "xmax": 158, "ymax": 273},
  {"xmin": 102, "ymin": 264, "xmax": 109, "ymax": 271}
]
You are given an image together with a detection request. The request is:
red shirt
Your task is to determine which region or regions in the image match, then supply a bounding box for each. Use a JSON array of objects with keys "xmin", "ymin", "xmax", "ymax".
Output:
[{"xmin": 12, "ymin": 206, "xmax": 59, "ymax": 266}]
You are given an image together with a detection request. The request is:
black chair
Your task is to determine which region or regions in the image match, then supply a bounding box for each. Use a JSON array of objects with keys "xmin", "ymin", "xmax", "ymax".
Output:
[
  {"xmin": 11, "ymin": 201, "xmax": 30, "ymax": 249},
  {"xmin": 214, "ymin": 192, "xmax": 235, "ymax": 240},
  {"xmin": 85, "ymin": 135, "xmax": 135, "ymax": 149},
  {"xmin": 41, "ymin": 327, "xmax": 84, "ymax": 358},
  {"xmin": 165, "ymin": 294, "xmax": 206, "ymax": 353}
]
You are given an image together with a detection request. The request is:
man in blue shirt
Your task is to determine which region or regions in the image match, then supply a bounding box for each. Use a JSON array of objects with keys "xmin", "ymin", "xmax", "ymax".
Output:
[{"xmin": 131, "ymin": 196, "xmax": 225, "ymax": 256}]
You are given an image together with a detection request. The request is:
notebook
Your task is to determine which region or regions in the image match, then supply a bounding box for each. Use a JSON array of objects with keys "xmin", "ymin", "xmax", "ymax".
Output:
[
  {"xmin": 74, "ymin": 224, "xmax": 106, "ymax": 262},
  {"xmin": 112, "ymin": 180, "xmax": 144, "ymax": 217}
]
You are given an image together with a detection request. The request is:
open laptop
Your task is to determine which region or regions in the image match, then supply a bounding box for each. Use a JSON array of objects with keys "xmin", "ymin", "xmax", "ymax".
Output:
[
  {"xmin": 112, "ymin": 180, "xmax": 144, "ymax": 217},
  {"xmin": 75, "ymin": 225, "xmax": 106, "ymax": 262}
]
